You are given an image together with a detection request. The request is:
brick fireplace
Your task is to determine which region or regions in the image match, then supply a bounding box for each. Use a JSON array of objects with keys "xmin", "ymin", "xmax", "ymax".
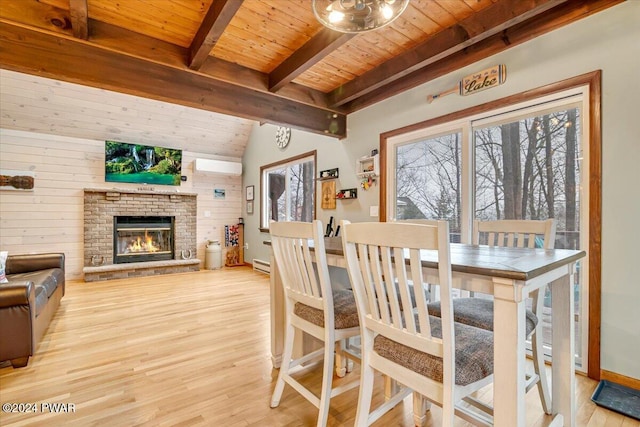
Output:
[{"xmin": 83, "ymin": 188, "xmax": 199, "ymax": 281}]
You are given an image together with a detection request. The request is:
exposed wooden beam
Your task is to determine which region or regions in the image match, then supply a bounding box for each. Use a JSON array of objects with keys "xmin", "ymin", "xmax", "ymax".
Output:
[
  {"xmin": 328, "ymin": 0, "xmax": 565, "ymax": 108},
  {"xmin": 89, "ymin": 18, "xmax": 336, "ymax": 111},
  {"xmin": 69, "ymin": 0, "xmax": 89, "ymax": 40},
  {"xmin": 199, "ymin": 57, "xmax": 340, "ymax": 111},
  {"xmin": 269, "ymin": 29, "xmax": 356, "ymax": 93},
  {"xmin": 0, "ymin": 0, "xmax": 340, "ymax": 112},
  {"xmin": 0, "ymin": 21, "xmax": 346, "ymax": 138},
  {"xmin": 342, "ymin": 0, "xmax": 623, "ymax": 113},
  {"xmin": 188, "ymin": 0, "xmax": 243, "ymax": 70}
]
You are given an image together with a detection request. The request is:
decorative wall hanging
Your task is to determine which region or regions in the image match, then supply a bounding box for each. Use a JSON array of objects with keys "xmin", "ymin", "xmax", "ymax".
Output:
[
  {"xmin": 224, "ymin": 223, "xmax": 244, "ymax": 267},
  {"xmin": 321, "ymin": 181, "xmax": 336, "ymax": 210},
  {"xmin": 361, "ymin": 175, "xmax": 376, "ymax": 190},
  {"xmin": 427, "ymin": 64, "xmax": 507, "ymax": 103},
  {"xmin": 0, "ymin": 170, "xmax": 35, "ymax": 191}
]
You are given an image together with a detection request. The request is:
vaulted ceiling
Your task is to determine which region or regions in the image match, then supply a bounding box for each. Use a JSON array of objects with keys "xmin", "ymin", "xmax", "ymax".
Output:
[{"xmin": 0, "ymin": 0, "xmax": 621, "ymax": 139}]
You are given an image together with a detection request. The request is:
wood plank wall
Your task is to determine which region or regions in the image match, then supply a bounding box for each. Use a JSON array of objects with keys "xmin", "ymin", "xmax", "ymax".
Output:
[{"xmin": 0, "ymin": 70, "xmax": 255, "ymax": 280}]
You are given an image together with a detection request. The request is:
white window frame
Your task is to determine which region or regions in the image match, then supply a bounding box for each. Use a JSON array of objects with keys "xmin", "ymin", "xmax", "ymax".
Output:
[{"xmin": 260, "ymin": 151, "xmax": 317, "ymax": 231}]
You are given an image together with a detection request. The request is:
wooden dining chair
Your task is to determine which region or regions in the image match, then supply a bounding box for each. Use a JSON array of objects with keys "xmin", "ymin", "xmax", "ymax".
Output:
[
  {"xmin": 427, "ymin": 218, "xmax": 556, "ymax": 414},
  {"xmin": 269, "ymin": 220, "xmax": 360, "ymax": 427},
  {"xmin": 341, "ymin": 220, "xmax": 494, "ymax": 427}
]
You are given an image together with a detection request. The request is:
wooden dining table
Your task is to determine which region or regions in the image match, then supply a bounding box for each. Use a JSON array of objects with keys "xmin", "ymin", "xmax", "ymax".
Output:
[{"xmin": 266, "ymin": 237, "xmax": 585, "ymax": 427}]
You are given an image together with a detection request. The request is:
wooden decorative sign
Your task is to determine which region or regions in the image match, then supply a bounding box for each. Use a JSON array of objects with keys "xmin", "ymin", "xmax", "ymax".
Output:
[
  {"xmin": 427, "ymin": 64, "xmax": 507, "ymax": 103},
  {"xmin": 0, "ymin": 169, "xmax": 35, "ymax": 191},
  {"xmin": 321, "ymin": 181, "xmax": 336, "ymax": 210}
]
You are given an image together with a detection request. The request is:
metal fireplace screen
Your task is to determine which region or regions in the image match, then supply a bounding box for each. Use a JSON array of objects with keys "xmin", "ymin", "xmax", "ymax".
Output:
[{"xmin": 114, "ymin": 216, "xmax": 174, "ymax": 263}]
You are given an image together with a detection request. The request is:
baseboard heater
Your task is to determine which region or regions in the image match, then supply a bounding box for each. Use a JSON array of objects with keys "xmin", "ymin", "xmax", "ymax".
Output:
[{"xmin": 252, "ymin": 259, "xmax": 270, "ymax": 274}]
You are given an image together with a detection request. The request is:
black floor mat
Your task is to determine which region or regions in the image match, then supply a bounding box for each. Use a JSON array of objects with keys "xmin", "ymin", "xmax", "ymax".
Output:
[{"xmin": 591, "ymin": 380, "xmax": 640, "ymax": 420}]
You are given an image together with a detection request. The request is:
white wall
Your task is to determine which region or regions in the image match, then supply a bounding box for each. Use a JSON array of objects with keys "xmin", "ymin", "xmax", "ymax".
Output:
[
  {"xmin": 0, "ymin": 71, "xmax": 255, "ymax": 279},
  {"xmin": 242, "ymin": 2, "xmax": 640, "ymax": 379}
]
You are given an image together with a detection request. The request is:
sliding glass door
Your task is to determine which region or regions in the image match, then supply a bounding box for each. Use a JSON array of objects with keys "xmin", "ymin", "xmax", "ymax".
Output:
[
  {"xmin": 388, "ymin": 91, "xmax": 589, "ymax": 370},
  {"xmin": 472, "ymin": 102, "xmax": 586, "ymax": 366}
]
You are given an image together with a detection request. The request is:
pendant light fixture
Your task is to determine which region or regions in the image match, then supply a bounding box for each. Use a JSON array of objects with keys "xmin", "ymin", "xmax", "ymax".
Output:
[{"xmin": 312, "ymin": 0, "xmax": 409, "ymax": 33}]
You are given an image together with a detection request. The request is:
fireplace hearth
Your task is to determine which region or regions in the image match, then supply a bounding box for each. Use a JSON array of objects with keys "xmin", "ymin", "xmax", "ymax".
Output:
[{"xmin": 113, "ymin": 216, "xmax": 174, "ymax": 264}]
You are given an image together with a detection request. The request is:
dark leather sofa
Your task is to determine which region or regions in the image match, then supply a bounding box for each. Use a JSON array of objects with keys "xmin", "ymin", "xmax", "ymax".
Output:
[{"xmin": 0, "ymin": 253, "xmax": 65, "ymax": 368}]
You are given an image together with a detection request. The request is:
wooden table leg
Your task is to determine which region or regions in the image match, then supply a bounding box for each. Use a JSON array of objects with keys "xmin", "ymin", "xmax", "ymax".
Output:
[
  {"xmin": 493, "ymin": 277, "xmax": 527, "ymax": 427},
  {"xmin": 551, "ymin": 264, "xmax": 576, "ymax": 426}
]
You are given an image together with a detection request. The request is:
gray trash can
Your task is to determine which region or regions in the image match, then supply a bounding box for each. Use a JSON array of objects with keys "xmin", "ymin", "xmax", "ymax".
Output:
[{"xmin": 205, "ymin": 240, "xmax": 222, "ymax": 269}]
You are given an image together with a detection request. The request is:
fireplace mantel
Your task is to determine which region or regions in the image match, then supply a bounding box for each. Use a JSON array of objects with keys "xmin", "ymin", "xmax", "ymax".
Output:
[{"xmin": 84, "ymin": 187, "xmax": 198, "ymax": 197}]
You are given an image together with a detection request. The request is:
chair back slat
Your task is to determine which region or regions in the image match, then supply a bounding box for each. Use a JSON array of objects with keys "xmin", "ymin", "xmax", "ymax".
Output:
[
  {"xmin": 301, "ymin": 240, "xmax": 320, "ymax": 297},
  {"xmin": 356, "ymin": 243, "xmax": 379, "ymax": 321},
  {"xmin": 341, "ymin": 220, "xmax": 452, "ymax": 370},
  {"xmin": 370, "ymin": 243, "xmax": 392, "ymax": 325},
  {"xmin": 395, "ymin": 247, "xmax": 417, "ymax": 334},
  {"xmin": 409, "ymin": 247, "xmax": 432, "ymax": 338},
  {"xmin": 379, "ymin": 245, "xmax": 399, "ymax": 329},
  {"xmin": 525, "ymin": 233, "xmax": 536, "ymax": 248}
]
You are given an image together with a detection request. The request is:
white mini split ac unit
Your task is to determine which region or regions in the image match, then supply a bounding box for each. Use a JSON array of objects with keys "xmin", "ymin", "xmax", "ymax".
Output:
[{"xmin": 194, "ymin": 158, "xmax": 242, "ymax": 176}]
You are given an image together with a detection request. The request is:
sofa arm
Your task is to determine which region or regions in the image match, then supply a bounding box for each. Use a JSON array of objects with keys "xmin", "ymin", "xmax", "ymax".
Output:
[
  {"xmin": 0, "ymin": 280, "xmax": 36, "ymax": 365},
  {"xmin": 5, "ymin": 253, "xmax": 65, "ymax": 275},
  {"xmin": 0, "ymin": 280, "xmax": 34, "ymax": 308}
]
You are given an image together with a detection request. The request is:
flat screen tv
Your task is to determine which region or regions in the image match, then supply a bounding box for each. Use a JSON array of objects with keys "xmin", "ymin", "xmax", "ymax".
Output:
[{"xmin": 105, "ymin": 141, "xmax": 182, "ymax": 186}]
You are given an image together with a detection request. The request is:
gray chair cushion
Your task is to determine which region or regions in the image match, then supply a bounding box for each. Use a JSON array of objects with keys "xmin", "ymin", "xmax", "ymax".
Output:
[
  {"xmin": 374, "ymin": 315, "xmax": 493, "ymax": 386},
  {"xmin": 294, "ymin": 289, "xmax": 359, "ymax": 329},
  {"xmin": 427, "ymin": 298, "xmax": 538, "ymax": 337}
]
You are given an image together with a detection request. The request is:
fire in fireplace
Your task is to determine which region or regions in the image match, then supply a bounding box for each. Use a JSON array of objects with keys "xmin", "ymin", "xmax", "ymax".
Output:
[{"xmin": 113, "ymin": 216, "xmax": 174, "ymax": 263}]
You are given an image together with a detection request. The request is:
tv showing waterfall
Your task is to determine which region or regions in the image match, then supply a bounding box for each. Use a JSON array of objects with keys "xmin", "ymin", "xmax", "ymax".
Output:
[{"xmin": 105, "ymin": 141, "xmax": 182, "ymax": 186}]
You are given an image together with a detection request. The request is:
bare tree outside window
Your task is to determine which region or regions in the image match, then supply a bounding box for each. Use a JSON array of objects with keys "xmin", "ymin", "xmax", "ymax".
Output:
[
  {"xmin": 288, "ymin": 162, "xmax": 314, "ymax": 222},
  {"xmin": 395, "ymin": 132, "xmax": 462, "ymax": 242},
  {"xmin": 474, "ymin": 109, "xmax": 582, "ymax": 251}
]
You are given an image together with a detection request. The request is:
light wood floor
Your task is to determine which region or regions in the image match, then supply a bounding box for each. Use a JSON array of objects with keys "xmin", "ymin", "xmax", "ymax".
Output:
[{"xmin": 0, "ymin": 268, "xmax": 637, "ymax": 427}]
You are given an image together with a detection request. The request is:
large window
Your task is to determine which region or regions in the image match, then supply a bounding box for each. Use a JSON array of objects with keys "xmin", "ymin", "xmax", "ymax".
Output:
[
  {"xmin": 260, "ymin": 151, "xmax": 316, "ymax": 230},
  {"xmin": 395, "ymin": 128, "xmax": 464, "ymax": 242},
  {"xmin": 381, "ymin": 72, "xmax": 602, "ymax": 377}
]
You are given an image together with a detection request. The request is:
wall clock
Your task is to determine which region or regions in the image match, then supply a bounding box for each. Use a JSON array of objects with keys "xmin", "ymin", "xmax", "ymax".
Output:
[{"xmin": 275, "ymin": 126, "xmax": 291, "ymax": 149}]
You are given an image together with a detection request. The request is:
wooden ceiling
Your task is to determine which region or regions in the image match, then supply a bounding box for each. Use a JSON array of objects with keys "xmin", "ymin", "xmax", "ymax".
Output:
[{"xmin": 0, "ymin": 0, "xmax": 621, "ymax": 138}]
